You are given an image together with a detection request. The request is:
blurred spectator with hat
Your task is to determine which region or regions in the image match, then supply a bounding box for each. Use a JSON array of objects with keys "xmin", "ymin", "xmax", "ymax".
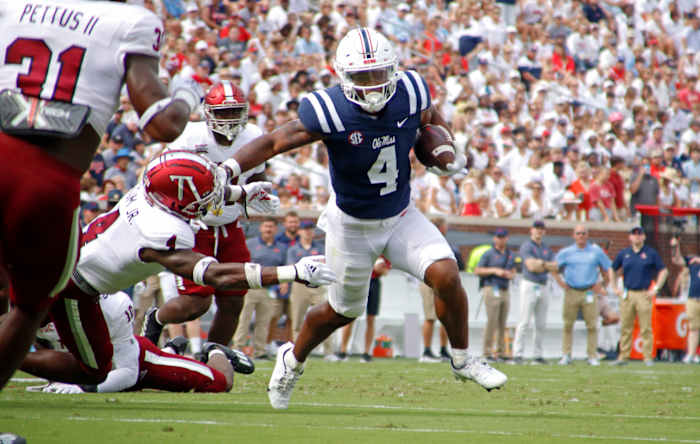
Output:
[
  {"xmin": 100, "ymin": 132, "xmax": 125, "ymax": 169},
  {"xmin": 611, "ymin": 226, "xmax": 667, "ymax": 366},
  {"xmin": 521, "ymin": 177, "xmax": 552, "ymax": 219},
  {"xmin": 106, "ymin": 189, "xmax": 123, "ymax": 211},
  {"xmin": 512, "ymin": 220, "xmax": 559, "ymax": 364},
  {"xmin": 80, "ymin": 201, "xmax": 101, "ymax": 227},
  {"xmin": 474, "ymin": 228, "xmax": 515, "ymax": 362},
  {"xmin": 658, "ymin": 168, "xmax": 680, "ymax": 209},
  {"xmin": 558, "ymin": 190, "xmax": 582, "ymax": 221},
  {"xmin": 104, "ymin": 148, "xmax": 138, "ymax": 190}
]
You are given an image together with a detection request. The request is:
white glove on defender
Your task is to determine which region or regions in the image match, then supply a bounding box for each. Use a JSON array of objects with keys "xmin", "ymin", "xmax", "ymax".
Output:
[
  {"xmin": 42, "ymin": 382, "xmax": 84, "ymax": 394},
  {"xmin": 242, "ymin": 182, "xmax": 280, "ymax": 215},
  {"xmin": 294, "ymin": 255, "xmax": 337, "ymax": 287},
  {"xmin": 169, "ymin": 75, "xmax": 204, "ymax": 109},
  {"xmin": 427, "ymin": 153, "xmax": 467, "ymax": 177}
]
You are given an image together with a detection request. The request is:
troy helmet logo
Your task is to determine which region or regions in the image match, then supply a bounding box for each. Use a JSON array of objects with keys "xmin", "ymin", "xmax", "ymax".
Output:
[
  {"xmin": 143, "ymin": 150, "xmax": 224, "ymax": 220},
  {"xmin": 169, "ymin": 175, "xmax": 204, "ymax": 202}
]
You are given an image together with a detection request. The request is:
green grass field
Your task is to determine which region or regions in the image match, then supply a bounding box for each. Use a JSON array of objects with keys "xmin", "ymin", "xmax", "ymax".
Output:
[{"xmin": 1, "ymin": 358, "xmax": 698, "ymax": 444}]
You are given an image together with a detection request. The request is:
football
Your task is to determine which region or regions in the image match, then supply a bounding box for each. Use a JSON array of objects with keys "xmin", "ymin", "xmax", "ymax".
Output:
[{"xmin": 413, "ymin": 124, "xmax": 456, "ymax": 169}]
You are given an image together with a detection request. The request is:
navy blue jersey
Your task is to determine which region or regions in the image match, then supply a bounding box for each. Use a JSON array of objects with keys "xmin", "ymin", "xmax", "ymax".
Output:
[{"xmin": 298, "ymin": 70, "xmax": 431, "ymax": 219}]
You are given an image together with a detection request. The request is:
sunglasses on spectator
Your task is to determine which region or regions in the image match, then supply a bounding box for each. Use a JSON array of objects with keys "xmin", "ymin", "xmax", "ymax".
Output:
[{"xmin": 574, "ymin": 231, "xmax": 588, "ymax": 235}]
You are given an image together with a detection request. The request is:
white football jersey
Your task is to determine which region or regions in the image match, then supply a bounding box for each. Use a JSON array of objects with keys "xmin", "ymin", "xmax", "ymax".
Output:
[
  {"xmin": 78, "ymin": 184, "xmax": 195, "ymax": 294},
  {"xmin": 0, "ymin": 0, "xmax": 163, "ymax": 135},
  {"xmin": 167, "ymin": 121, "xmax": 266, "ymax": 226}
]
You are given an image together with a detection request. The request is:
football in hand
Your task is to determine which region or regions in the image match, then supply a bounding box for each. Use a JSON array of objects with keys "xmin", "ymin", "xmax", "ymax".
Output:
[{"xmin": 413, "ymin": 124, "xmax": 456, "ymax": 169}]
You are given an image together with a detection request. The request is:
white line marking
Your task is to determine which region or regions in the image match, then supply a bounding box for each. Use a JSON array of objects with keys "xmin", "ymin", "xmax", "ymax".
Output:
[{"xmin": 61, "ymin": 416, "xmax": 700, "ymax": 443}]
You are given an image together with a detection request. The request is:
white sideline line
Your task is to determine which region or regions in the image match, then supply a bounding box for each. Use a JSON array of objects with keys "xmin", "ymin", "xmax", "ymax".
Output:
[
  {"xmin": 9, "ymin": 378, "xmax": 47, "ymax": 383},
  {"xmin": 63, "ymin": 416, "xmax": 700, "ymax": 443},
  {"xmin": 104, "ymin": 398, "xmax": 700, "ymax": 422}
]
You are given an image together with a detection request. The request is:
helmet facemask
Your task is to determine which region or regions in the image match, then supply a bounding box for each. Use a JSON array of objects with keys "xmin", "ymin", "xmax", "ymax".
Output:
[
  {"xmin": 204, "ymin": 103, "xmax": 248, "ymax": 142},
  {"xmin": 337, "ymin": 62, "xmax": 399, "ymax": 113}
]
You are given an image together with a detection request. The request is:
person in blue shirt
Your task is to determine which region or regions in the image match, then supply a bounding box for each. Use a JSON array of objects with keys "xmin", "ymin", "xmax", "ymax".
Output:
[
  {"xmin": 671, "ymin": 236, "xmax": 700, "ymax": 364},
  {"xmin": 611, "ymin": 226, "xmax": 667, "ymax": 366},
  {"xmin": 474, "ymin": 228, "xmax": 516, "ymax": 362},
  {"xmin": 554, "ymin": 224, "xmax": 614, "ymax": 366},
  {"xmin": 232, "ymin": 218, "xmax": 289, "ymax": 360},
  {"xmin": 223, "ymin": 27, "xmax": 505, "ymax": 410}
]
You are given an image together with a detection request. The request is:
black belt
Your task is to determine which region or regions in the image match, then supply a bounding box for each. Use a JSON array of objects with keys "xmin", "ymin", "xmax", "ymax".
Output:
[
  {"xmin": 570, "ymin": 284, "xmax": 594, "ymax": 291},
  {"xmin": 71, "ymin": 269, "xmax": 100, "ymax": 297}
]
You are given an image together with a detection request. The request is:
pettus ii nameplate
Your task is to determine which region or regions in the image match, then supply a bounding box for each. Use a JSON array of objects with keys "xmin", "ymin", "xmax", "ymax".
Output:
[{"xmin": 0, "ymin": 89, "xmax": 90, "ymax": 139}]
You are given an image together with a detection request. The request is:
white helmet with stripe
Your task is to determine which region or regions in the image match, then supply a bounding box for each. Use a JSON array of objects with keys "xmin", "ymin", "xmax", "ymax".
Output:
[{"xmin": 334, "ymin": 27, "xmax": 400, "ymax": 113}]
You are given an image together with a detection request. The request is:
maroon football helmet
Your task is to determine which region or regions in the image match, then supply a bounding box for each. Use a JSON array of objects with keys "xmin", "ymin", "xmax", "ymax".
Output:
[
  {"xmin": 203, "ymin": 81, "xmax": 248, "ymax": 142},
  {"xmin": 143, "ymin": 150, "xmax": 223, "ymax": 219}
]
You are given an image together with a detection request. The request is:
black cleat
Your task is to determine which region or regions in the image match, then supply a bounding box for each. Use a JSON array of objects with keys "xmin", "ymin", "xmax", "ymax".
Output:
[
  {"xmin": 142, "ymin": 307, "xmax": 164, "ymax": 346},
  {"xmin": 164, "ymin": 336, "xmax": 189, "ymax": 356},
  {"xmin": 201, "ymin": 342, "xmax": 255, "ymax": 375}
]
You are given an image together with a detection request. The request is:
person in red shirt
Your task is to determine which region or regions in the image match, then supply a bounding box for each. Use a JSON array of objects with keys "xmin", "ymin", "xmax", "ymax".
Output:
[
  {"xmin": 589, "ymin": 167, "xmax": 618, "ymax": 222},
  {"xmin": 551, "ymin": 43, "xmax": 575, "ymax": 74},
  {"xmin": 608, "ymin": 156, "xmax": 627, "ymax": 220},
  {"xmin": 609, "ymin": 56, "xmax": 626, "ymax": 81},
  {"xmin": 568, "ymin": 161, "xmax": 593, "ymax": 220}
]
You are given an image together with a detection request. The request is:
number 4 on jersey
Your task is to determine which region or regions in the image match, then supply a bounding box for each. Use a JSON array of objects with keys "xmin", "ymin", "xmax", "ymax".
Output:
[{"xmin": 367, "ymin": 145, "xmax": 398, "ymax": 196}]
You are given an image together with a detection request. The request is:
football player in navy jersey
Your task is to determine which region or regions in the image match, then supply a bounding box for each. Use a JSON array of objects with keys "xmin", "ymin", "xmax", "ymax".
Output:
[{"xmin": 223, "ymin": 27, "xmax": 507, "ymax": 409}]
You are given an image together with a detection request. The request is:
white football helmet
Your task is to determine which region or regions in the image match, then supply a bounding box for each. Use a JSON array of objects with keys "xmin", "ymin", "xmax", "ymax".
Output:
[{"xmin": 334, "ymin": 27, "xmax": 400, "ymax": 113}]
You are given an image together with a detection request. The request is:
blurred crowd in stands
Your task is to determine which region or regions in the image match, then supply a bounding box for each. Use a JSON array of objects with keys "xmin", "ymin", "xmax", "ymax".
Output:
[{"xmin": 80, "ymin": 0, "xmax": 700, "ymax": 227}]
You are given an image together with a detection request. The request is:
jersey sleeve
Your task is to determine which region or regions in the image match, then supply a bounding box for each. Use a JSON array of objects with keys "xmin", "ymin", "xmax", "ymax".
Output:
[
  {"xmin": 116, "ymin": 9, "xmax": 163, "ymax": 74},
  {"xmin": 612, "ymin": 250, "xmax": 623, "ymax": 270},
  {"xmin": 298, "ymin": 92, "xmax": 327, "ymax": 134},
  {"xmin": 134, "ymin": 209, "xmax": 195, "ymax": 252},
  {"xmin": 398, "ymin": 70, "xmax": 432, "ymax": 115}
]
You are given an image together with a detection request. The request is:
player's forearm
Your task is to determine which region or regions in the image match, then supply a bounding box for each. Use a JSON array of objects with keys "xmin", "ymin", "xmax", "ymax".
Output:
[
  {"xmin": 204, "ymin": 263, "xmax": 303, "ymax": 290},
  {"xmin": 95, "ymin": 367, "xmax": 139, "ymax": 393}
]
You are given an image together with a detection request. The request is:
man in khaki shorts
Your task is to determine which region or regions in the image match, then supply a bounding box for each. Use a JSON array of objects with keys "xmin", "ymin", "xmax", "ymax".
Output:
[
  {"xmin": 670, "ymin": 237, "xmax": 699, "ymax": 364},
  {"xmin": 554, "ymin": 225, "xmax": 615, "ymax": 366},
  {"xmin": 611, "ymin": 226, "xmax": 667, "ymax": 366}
]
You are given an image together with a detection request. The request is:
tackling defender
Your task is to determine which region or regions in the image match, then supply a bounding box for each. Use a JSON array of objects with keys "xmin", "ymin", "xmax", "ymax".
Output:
[
  {"xmin": 0, "ymin": 0, "xmax": 201, "ymax": 388},
  {"xmin": 143, "ymin": 80, "xmax": 272, "ymax": 347},
  {"xmin": 35, "ymin": 292, "xmax": 245, "ymax": 394},
  {"xmin": 223, "ymin": 27, "xmax": 507, "ymax": 409},
  {"xmin": 20, "ymin": 151, "xmax": 336, "ymax": 385}
]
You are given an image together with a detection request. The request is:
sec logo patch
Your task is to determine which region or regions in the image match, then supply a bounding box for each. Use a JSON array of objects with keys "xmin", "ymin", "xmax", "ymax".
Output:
[{"xmin": 348, "ymin": 131, "xmax": 363, "ymax": 146}]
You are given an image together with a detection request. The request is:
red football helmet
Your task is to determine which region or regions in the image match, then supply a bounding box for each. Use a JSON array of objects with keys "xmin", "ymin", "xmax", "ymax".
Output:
[
  {"xmin": 143, "ymin": 150, "xmax": 223, "ymax": 220},
  {"xmin": 203, "ymin": 81, "xmax": 248, "ymax": 142}
]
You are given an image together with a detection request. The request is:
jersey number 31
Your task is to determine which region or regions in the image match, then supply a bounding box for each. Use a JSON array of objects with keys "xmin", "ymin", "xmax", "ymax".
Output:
[{"xmin": 5, "ymin": 37, "xmax": 86, "ymax": 102}]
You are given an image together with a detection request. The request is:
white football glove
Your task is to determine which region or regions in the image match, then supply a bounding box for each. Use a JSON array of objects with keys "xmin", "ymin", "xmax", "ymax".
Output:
[
  {"xmin": 427, "ymin": 153, "xmax": 467, "ymax": 177},
  {"xmin": 42, "ymin": 382, "xmax": 84, "ymax": 394},
  {"xmin": 242, "ymin": 182, "xmax": 280, "ymax": 215},
  {"xmin": 294, "ymin": 255, "xmax": 337, "ymax": 288},
  {"xmin": 170, "ymin": 75, "xmax": 204, "ymax": 111}
]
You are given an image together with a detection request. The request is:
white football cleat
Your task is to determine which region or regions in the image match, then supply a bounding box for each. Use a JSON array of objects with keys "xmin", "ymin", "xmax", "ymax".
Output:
[
  {"xmin": 452, "ymin": 357, "xmax": 507, "ymax": 391},
  {"xmin": 267, "ymin": 342, "xmax": 304, "ymax": 410}
]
